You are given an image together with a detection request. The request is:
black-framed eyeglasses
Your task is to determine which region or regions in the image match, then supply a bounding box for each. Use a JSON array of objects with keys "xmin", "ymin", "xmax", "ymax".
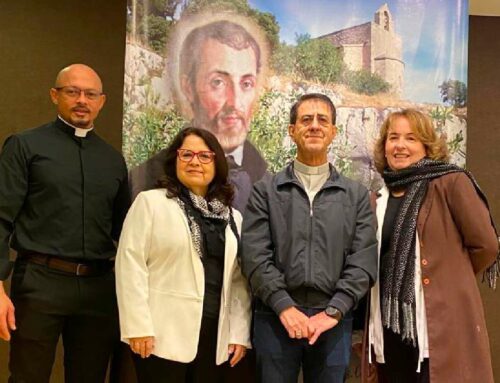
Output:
[
  {"xmin": 177, "ymin": 149, "xmax": 216, "ymax": 164},
  {"xmin": 55, "ymin": 86, "xmax": 103, "ymax": 101}
]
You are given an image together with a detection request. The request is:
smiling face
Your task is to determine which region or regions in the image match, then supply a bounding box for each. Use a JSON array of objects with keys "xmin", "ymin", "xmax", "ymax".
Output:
[
  {"xmin": 288, "ymin": 99, "xmax": 336, "ymax": 166},
  {"xmin": 181, "ymin": 38, "xmax": 258, "ymax": 152},
  {"xmin": 385, "ymin": 116, "xmax": 427, "ymax": 170},
  {"xmin": 49, "ymin": 64, "xmax": 105, "ymax": 129},
  {"xmin": 176, "ymin": 134, "xmax": 216, "ymax": 196}
]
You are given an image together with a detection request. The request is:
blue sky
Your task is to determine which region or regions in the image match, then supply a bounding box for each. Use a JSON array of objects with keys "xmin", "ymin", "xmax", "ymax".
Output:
[{"xmin": 249, "ymin": 0, "xmax": 468, "ymax": 103}]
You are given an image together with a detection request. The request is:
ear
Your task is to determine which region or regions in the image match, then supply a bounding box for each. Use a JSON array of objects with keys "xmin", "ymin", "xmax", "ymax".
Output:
[
  {"xmin": 49, "ymin": 88, "xmax": 59, "ymax": 105},
  {"xmin": 331, "ymin": 124, "xmax": 337, "ymax": 140},
  {"xmin": 181, "ymin": 75, "xmax": 194, "ymax": 103},
  {"xmin": 288, "ymin": 124, "xmax": 296, "ymax": 142},
  {"xmin": 98, "ymin": 94, "xmax": 107, "ymax": 111}
]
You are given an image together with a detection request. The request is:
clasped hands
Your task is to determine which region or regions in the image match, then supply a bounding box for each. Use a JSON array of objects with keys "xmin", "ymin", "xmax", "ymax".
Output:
[{"xmin": 279, "ymin": 306, "xmax": 339, "ymax": 345}]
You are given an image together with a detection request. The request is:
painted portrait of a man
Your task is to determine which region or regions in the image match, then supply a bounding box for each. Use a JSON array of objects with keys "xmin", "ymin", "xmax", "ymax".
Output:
[{"xmin": 130, "ymin": 14, "xmax": 269, "ymax": 212}]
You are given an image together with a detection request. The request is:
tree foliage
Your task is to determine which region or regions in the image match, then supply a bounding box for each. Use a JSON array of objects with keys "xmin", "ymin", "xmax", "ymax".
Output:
[
  {"xmin": 439, "ymin": 79, "xmax": 467, "ymax": 107},
  {"xmin": 343, "ymin": 70, "xmax": 390, "ymax": 95},
  {"xmin": 294, "ymin": 34, "xmax": 344, "ymax": 84}
]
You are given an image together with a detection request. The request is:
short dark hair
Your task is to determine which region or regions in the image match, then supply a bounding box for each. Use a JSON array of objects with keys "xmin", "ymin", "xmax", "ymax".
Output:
[
  {"xmin": 180, "ymin": 20, "xmax": 261, "ymax": 87},
  {"xmin": 157, "ymin": 127, "xmax": 234, "ymax": 206},
  {"xmin": 289, "ymin": 93, "xmax": 337, "ymax": 125}
]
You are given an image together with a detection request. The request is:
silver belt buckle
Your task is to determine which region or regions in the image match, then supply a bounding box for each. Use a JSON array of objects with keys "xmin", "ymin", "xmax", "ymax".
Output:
[{"xmin": 76, "ymin": 263, "xmax": 84, "ymax": 276}]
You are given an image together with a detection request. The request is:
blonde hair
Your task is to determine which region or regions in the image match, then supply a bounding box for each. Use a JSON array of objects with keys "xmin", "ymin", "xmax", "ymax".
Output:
[{"xmin": 373, "ymin": 109, "xmax": 449, "ymax": 174}]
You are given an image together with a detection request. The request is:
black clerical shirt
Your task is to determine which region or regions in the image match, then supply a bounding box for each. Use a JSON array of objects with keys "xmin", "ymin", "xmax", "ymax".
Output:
[{"xmin": 0, "ymin": 118, "xmax": 130, "ymax": 280}]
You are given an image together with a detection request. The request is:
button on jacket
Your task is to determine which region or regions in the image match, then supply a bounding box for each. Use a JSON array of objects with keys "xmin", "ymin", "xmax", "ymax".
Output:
[{"xmin": 241, "ymin": 162, "xmax": 377, "ymax": 315}]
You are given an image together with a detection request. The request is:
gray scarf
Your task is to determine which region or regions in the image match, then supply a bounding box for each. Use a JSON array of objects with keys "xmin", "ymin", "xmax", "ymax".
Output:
[
  {"xmin": 175, "ymin": 189, "xmax": 230, "ymax": 258},
  {"xmin": 381, "ymin": 158, "xmax": 499, "ymax": 345}
]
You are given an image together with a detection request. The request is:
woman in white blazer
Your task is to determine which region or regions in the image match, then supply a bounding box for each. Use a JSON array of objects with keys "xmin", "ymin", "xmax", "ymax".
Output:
[{"xmin": 116, "ymin": 127, "xmax": 252, "ymax": 383}]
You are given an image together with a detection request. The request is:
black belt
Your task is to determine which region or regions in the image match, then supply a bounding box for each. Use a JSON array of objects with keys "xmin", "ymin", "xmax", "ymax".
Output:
[{"xmin": 18, "ymin": 252, "xmax": 113, "ymax": 276}]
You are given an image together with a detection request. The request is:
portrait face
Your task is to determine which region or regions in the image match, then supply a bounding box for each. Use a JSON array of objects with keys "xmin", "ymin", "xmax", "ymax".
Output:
[
  {"xmin": 385, "ymin": 116, "xmax": 427, "ymax": 170},
  {"xmin": 181, "ymin": 37, "xmax": 258, "ymax": 152},
  {"xmin": 289, "ymin": 99, "xmax": 336, "ymax": 163},
  {"xmin": 50, "ymin": 65, "xmax": 106, "ymax": 129},
  {"xmin": 176, "ymin": 134, "xmax": 216, "ymax": 196}
]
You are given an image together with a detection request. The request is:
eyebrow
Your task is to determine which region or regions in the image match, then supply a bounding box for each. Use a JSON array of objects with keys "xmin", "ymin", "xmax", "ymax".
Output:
[
  {"xmin": 208, "ymin": 70, "xmax": 256, "ymax": 78},
  {"xmin": 300, "ymin": 113, "xmax": 329, "ymax": 119}
]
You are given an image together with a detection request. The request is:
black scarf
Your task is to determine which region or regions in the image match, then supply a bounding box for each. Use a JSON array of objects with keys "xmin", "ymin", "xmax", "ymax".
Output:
[{"xmin": 381, "ymin": 158, "xmax": 499, "ymax": 345}]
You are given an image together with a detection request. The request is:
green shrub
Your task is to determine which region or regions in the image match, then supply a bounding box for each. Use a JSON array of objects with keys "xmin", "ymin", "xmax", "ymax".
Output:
[{"xmin": 343, "ymin": 70, "xmax": 390, "ymax": 95}]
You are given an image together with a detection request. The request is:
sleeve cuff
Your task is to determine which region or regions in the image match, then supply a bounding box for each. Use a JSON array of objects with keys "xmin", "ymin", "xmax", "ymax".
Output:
[
  {"xmin": 0, "ymin": 259, "xmax": 14, "ymax": 281},
  {"xmin": 267, "ymin": 289, "xmax": 295, "ymax": 315},
  {"xmin": 329, "ymin": 292, "xmax": 355, "ymax": 316}
]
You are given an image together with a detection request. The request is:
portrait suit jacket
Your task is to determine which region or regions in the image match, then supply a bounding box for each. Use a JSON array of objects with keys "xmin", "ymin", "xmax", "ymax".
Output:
[
  {"xmin": 128, "ymin": 140, "xmax": 268, "ymax": 212},
  {"xmin": 115, "ymin": 189, "xmax": 252, "ymax": 364}
]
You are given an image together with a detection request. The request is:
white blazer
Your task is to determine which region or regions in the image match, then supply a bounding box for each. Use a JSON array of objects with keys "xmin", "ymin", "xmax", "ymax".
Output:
[{"xmin": 115, "ymin": 189, "xmax": 252, "ymax": 364}]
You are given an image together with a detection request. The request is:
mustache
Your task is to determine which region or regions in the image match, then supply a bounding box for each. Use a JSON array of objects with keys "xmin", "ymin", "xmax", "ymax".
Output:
[
  {"xmin": 216, "ymin": 106, "xmax": 245, "ymax": 121},
  {"xmin": 71, "ymin": 106, "xmax": 91, "ymax": 113}
]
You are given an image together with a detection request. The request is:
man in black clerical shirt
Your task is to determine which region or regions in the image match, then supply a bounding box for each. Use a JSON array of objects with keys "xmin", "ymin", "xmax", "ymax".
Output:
[{"xmin": 0, "ymin": 64, "xmax": 130, "ymax": 382}]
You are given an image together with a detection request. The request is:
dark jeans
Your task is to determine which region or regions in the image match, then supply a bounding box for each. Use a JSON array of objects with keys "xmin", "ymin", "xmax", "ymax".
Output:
[
  {"xmin": 132, "ymin": 316, "xmax": 237, "ymax": 383},
  {"xmin": 8, "ymin": 259, "xmax": 119, "ymax": 383},
  {"xmin": 253, "ymin": 304, "xmax": 352, "ymax": 383}
]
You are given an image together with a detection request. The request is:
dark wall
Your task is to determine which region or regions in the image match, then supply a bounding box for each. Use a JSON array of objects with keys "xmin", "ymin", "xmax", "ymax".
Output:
[
  {"xmin": 0, "ymin": 1, "xmax": 127, "ymax": 381},
  {"xmin": 0, "ymin": 0, "xmax": 127, "ymax": 151},
  {"xmin": 468, "ymin": 15, "xmax": 500, "ymax": 382}
]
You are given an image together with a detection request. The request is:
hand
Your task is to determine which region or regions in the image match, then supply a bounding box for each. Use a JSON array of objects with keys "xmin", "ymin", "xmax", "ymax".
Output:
[
  {"xmin": 129, "ymin": 336, "xmax": 155, "ymax": 358},
  {"xmin": 228, "ymin": 344, "xmax": 246, "ymax": 367},
  {"xmin": 307, "ymin": 311, "xmax": 338, "ymax": 345},
  {"xmin": 0, "ymin": 283, "xmax": 16, "ymax": 341},
  {"xmin": 279, "ymin": 306, "xmax": 310, "ymax": 339}
]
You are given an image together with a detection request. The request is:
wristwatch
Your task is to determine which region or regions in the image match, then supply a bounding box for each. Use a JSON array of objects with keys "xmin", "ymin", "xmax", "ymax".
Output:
[{"xmin": 325, "ymin": 306, "xmax": 342, "ymax": 321}]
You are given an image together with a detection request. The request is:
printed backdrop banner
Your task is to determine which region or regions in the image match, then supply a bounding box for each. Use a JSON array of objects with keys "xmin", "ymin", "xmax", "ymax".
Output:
[
  {"xmin": 123, "ymin": 0, "xmax": 468, "ymax": 198},
  {"xmin": 122, "ymin": 0, "xmax": 468, "ymax": 379}
]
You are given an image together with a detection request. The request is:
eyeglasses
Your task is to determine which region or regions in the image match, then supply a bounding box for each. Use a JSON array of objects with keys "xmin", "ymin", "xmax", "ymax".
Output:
[
  {"xmin": 55, "ymin": 86, "xmax": 103, "ymax": 101},
  {"xmin": 177, "ymin": 149, "xmax": 216, "ymax": 164}
]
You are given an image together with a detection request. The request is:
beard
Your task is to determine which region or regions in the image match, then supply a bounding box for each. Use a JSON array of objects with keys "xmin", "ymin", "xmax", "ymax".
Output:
[{"xmin": 191, "ymin": 98, "xmax": 250, "ymax": 153}]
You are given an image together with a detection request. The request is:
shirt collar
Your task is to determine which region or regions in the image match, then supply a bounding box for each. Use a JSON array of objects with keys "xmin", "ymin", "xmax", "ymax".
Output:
[
  {"xmin": 293, "ymin": 159, "xmax": 330, "ymax": 176},
  {"xmin": 226, "ymin": 144, "xmax": 244, "ymax": 166},
  {"xmin": 57, "ymin": 115, "xmax": 94, "ymax": 137}
]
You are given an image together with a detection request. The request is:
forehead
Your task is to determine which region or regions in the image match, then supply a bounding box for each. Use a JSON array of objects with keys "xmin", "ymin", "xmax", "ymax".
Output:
[
  {"xmin": 181, "ymin": 134, "xmax": 210, "ymax": 149},
  {"xmin": 297, "ymin": 100, "xmax": 332, "ymax": 119},
  {"xmin": 196, "ymin": 38, "xmax": 257, "ymax": 77},
  {"xmin": 58, "ymin": 67, "xmax": 102, "ymax": 90},
  {"xmin": 388, "ymin": 116, "xmax": 413, "ymax": 133}
]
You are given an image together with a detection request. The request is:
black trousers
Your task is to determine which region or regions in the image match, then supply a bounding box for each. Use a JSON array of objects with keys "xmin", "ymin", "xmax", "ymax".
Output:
[
  {"xmin": 380, "ymin": 327, "xmax": 430, "ymax": 383},
  {"xmin": 132, "ymin": 316, "xmax": 247, "ymax": 383},
  {"xmin": 8, "ymin": 259, "xmax": 119, "ymax": 383}
]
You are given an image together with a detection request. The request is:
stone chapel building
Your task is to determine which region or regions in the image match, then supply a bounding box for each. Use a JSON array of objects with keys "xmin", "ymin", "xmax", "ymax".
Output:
[{"xmin": 319, "ymin": 3, "xmax": 404, "ymax": 96}]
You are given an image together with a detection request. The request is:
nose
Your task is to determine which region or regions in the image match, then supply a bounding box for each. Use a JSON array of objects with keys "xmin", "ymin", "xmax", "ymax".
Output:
[
  {"xmin": 225, "ymin": 82, "xmax": 245, "ymax": 112},
  {"xmin": 76, "ymin": 90, "xmax": 87, "ymax": 103},
  {"xmin": 189, "ymin": 154, "xmax": 201, "ymax": 166},
  {"xmin": 394, "ymin": 138, "xmax": 406, "ymax": 149},
  {"xmin": 310, "ymin": 115, "xmax": 321, "ymax": 130}
]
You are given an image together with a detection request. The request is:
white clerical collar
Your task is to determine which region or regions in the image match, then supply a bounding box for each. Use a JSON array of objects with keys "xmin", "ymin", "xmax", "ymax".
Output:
[
  {"xmin": 226, "ymin": 144, "xmax": 244, "ymax": 166},
  {"xmin": 58, "ymin": 115, "xmax": 93, "ymax": 137},
  {"xmin": 294, "ymin": 159, "xmax": 330, "ymax": 175}
]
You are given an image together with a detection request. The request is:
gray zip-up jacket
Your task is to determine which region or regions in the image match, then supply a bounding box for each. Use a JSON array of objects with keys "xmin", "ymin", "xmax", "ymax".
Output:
[{"xmin": 241, "ymin": 162, "xmax": 377, "ymax": 315}]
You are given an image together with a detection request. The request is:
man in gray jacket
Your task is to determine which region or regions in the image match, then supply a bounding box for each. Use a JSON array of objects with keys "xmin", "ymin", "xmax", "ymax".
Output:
[{"xmin": 241, "ymin": 93, "xmax": 377, "ymax": 383}]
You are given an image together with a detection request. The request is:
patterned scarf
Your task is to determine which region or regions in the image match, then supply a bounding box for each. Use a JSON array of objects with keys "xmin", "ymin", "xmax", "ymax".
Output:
[
  {"xmin": 175, "ymin": 189, "xmax": 230, "ymax": 258},
  {"xmin": 381, "ymin": 158, "xmax": 500, "ymax": 345}
]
